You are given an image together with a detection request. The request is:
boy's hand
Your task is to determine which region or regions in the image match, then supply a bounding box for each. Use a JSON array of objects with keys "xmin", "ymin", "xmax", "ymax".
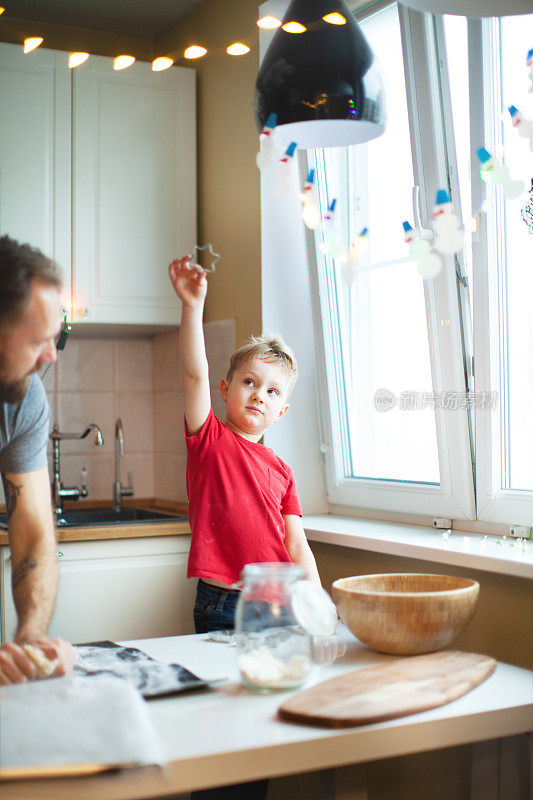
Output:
[{"xmin": 169, "ymin": 256, "xmax": 207, "ymax": 309}]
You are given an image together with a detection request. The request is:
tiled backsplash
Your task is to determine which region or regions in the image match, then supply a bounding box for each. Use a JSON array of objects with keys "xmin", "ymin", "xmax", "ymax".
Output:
[{"xmin": 0, "ymin": 320, "xmax": 235, "ymax": 507}]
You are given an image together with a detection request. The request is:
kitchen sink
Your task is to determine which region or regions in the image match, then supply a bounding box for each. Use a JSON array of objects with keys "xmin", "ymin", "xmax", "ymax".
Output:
[{"xmin": 0, "ymin": 508, "xmax": 188, "ymax": 530}]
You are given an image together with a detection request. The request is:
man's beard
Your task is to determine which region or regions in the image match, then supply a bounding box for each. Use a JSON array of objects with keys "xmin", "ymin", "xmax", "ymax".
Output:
[{"xmin": 0, "ymin": 374, "xmax": 31, "ymax": 404}]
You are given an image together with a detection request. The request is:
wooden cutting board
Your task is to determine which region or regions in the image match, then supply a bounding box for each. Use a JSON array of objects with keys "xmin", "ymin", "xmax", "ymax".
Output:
[{"xmin": 279, "ymin": 650, "xmax": 497, "ymax": 727}]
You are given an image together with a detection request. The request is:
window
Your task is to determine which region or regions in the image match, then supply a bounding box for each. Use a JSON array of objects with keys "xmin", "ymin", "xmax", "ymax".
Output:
[
  {"xmin": 307, "ymin": 3, "xmax": 475, "ymax": 518},
  {"xmin": 307, "ymin": 4, "xmax": 533, "ymax": 524},
  {"xmin": 311, "ymin": 5, "xmax": 440, "ymax": 487}
]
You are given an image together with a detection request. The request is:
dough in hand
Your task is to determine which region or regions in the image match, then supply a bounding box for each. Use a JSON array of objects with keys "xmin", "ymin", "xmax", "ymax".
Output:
[{"xmin": 21, "ymin": 644, "xmax": 58, "ymax": 679}]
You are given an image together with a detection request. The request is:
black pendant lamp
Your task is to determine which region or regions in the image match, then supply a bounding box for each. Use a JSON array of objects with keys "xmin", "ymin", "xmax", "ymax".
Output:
[{"xmin": 255, "ymin": 0, "xmax": 385, "ymax": 149}]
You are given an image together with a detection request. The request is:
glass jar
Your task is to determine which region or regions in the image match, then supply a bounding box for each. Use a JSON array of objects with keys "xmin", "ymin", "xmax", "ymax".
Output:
[{"xmin": 235, "ymin": 563, "xmax": 312, "ymax": 692}]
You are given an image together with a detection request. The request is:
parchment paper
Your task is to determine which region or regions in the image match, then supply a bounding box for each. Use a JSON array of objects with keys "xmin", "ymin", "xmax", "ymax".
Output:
[{"xmin": 0, "ymin": 674, "xmax": 163, "ymax": 770}]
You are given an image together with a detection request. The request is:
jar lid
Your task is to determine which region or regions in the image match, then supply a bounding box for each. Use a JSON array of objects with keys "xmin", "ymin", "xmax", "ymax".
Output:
[
  {"xmin": 291, "ymin": 581, "xmax": 338, "ymax": 637},
  {"xmin": 241, "ymin": 563, "xmax": 305, "ymax": 581}
]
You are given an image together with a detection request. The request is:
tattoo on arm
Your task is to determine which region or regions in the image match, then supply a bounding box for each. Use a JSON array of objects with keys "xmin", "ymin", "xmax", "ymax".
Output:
[
  {"xmin": 4, "ymin": 477, "xmax": 23, "ymax": 519},
  {"xmin": 12, "ymin": 556, "xmax": 38, "ymax": 590}
]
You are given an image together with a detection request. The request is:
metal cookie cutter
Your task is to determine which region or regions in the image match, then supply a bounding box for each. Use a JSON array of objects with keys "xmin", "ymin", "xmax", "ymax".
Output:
[{"xmin": 189, "ymin": 243, "xmax": 221, "ymax": 274}]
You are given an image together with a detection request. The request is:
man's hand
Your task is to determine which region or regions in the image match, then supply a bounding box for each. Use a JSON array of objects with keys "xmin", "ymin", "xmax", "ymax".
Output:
[
  {"xmin": 30, "ymin": 637, "xmax": 75, "ymax": 677},
  {"xmin": 0, "ymin": 642, "xmax": 37, "ymax": 684},
  {"xmin": 169, "ymin": 256, "xmax": 207, "ymax": 310},
  {"xmin": 0, "ymin": 638, "xmax": 74, "ymax": 685}
]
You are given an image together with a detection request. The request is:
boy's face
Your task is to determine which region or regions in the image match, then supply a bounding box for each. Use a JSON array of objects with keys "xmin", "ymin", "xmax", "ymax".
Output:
[{"xmin": 220, "ymin": 356, "xmax": 291, "ymax": 441}]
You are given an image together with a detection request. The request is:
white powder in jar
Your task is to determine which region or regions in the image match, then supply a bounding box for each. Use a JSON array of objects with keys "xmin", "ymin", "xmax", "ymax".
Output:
[{"xmin": 238, "ymin": 646, "xmax": 310, "ymax": 689}]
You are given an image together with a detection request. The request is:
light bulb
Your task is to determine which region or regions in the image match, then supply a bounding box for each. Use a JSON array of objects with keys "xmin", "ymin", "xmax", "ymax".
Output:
[
  {"xmin": 0, "ymin": 8, "xmax": 5, "ymax": 15},
  {"xmin": 282, "ymin": 21, "xmax": 306, "ymax": 34},
  {"xmin": 226, "ymin": 42, "xmax": 250, "ymax": 56},
  {"xmin": 23, "ymin": 37, "xmax": 43, "ymax": 53},
  {"xmin": 68, "ymin": 52, "xmax": 89, "ymax": 69},
  {"xmin": 184, "ymin": 45, "xmax": 207, "ymax": 59},
  {"xmin": 152, "ymin": 56, "xmax": 174, "ymax": 71},
  {"xmin": 257, "ymin": 16, "xmax": 281, "ymax": 29},
  {"xmin": 323, "ymin": 13, "xmax": 346, "ymax": 24},
  {"xmin": 113, "ymin": 55, "xmax": 135, "ymax": 71}
]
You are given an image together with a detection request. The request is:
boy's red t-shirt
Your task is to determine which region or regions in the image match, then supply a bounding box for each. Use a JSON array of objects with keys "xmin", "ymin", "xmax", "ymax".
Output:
[{"xmin": 185, "ymin": 408, "xmax": 302, "ymax": 586}]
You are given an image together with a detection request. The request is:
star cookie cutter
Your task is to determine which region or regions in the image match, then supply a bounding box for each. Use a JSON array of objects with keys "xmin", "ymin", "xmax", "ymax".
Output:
[{"xmin": 188, "ymin": 243, "xmax": 221, "ymax": 274}]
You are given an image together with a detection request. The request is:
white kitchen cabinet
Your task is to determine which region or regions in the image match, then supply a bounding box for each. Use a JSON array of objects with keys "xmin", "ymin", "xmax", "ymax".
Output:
[
  {"xmin": 72, "ymin": 57, "xmax": 195, "ymax": 325},
  {"xmin": 0, "ymin": 536, "xmax": 196, "ymax": 644},
  {"xmin": 0, "ymin": 43, "xmax": 71, "ymax": 304},
  {"xmin": 0, "ymin": 43, "xmax": 195, "ymax": 327}
]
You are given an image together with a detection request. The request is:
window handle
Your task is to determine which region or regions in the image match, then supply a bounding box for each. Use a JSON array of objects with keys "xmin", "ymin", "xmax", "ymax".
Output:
[{"xmin": 412, "ymin": 185, "xmax": 433, "ymax": 240}]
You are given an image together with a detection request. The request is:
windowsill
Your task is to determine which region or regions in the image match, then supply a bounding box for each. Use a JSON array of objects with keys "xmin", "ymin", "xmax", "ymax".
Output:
[{"xmin": 303, "ymin": 515, "xmax": 533, "ymax": 580}]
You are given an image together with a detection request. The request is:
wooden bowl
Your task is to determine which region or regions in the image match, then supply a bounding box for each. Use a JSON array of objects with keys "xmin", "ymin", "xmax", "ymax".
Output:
[{"xmin": 332, "ymin": 573, "xmax": 480, "ymax": 655}]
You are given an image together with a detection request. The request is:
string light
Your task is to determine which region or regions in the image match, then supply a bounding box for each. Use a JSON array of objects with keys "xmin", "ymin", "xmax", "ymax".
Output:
[
  {"xmin": 184, "ymin": 45, "xmax": 207, "ymax": 59},
  {"xmin": 68, "ymin": 52, "xmax": 89, "ymax": 68},
  {"xmin": 257, "ymin": 16, "xmax": 281, "ymax": 29},
  {"xmin": 323, "ymin": 13, "xmax": 346, "ymax": 24},
  {"xmin": 113, "ymin": 55, "xmax": 135, "ymax": 71},
  {"xmin": 152, "ymin": 56, "xmax": 174, "ymax": 71},
  {"xmin": 226, "ymin": 42, "xmax": 250, "ymax": 56},
  {"xmin": 23, "ymin": 37, "xmax": 43, "ymax": 53},
  {"xmin": 282, "ymin": 21, "xmax": 307, "ymax": 34},
  {"xmin": 0, "ymin": 8, "xmax": 5, "ymax": 15}
]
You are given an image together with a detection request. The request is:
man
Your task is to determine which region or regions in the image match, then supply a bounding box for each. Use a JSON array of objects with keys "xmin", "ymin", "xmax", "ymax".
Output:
[{"xmin": 0, "ymin": 235, "xmax": 73, "ymax": 684}]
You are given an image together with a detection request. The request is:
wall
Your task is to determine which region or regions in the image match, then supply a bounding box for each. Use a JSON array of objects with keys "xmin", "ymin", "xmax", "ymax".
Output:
[{"xmin": 155, "ymin": 0, "xmax": 262, "ymax": 346}]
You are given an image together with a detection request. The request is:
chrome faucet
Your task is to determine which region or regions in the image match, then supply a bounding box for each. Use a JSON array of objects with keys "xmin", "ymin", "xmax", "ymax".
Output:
[
  {"xmin": 51, "ymin": 423, "xmax": 104, "ymax": 519},
  {"xmin": 113, "ymin": 418, "xmax": 133, "ymax": 514}
]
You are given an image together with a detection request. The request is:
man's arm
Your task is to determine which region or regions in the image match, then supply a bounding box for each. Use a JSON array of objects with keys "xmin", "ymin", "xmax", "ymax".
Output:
[
  {"xmin": 0, "ymin": 467, "xmax": 73, "ymax": 684},
  {"xmin": 169, "ymin": 256, "xmax": 211, "ymax": 435},
  {"xmin": 5, "ymin": 468, "xmax": 58, "ymax": 640},
  {"xmin": 283, "ymin": 514, "xmax": 322, "ymax": 586}
]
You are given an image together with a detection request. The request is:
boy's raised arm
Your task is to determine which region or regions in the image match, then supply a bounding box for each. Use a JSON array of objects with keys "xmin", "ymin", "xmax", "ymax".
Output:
[{"xmin": 169, "ymin": 256, "xmax": 211, "ymax": 435}]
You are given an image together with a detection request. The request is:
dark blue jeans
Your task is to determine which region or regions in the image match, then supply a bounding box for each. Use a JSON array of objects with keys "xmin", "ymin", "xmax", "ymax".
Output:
[
  {"xmin": 193, "ymin": 579, "xmax": 240, "ymax": 634},
  {"xmin": 191, "ymin": 580, "xmax": 268, "ymax": 800}
]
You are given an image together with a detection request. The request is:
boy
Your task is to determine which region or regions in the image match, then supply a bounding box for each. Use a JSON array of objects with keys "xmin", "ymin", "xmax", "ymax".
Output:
[{"xmin": 169, "ymin": 255, "xmax": 321, "ymax": 634}]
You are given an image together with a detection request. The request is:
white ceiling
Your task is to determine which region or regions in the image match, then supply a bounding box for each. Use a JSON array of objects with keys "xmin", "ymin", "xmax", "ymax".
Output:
[{"xmin": 2, "ymin": 0, "xmax": 206, "ymax": 38}]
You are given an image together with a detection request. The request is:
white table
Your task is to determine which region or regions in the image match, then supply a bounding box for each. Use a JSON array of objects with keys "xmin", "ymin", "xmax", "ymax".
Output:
[{"xmin": 2, "ymin": 628, "xmax": 532, "ymax": 799}]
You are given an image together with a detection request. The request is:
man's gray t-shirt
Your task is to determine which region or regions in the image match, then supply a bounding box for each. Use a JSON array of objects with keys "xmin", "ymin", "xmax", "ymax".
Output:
[{"xmin": 0, "ymin": 375, "xmax": 50, "ymax": 475}]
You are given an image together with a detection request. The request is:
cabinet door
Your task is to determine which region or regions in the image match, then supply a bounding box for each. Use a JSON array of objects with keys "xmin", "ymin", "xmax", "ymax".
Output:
[
  {"xmin": 72, "ymin": 57, "xmax": 196, "ymax": 325},
  {"xmin": 1, "ymin": 537, "xmax": 196, "ymax": 644},
  {"xmin": 0, "ymin": 43, "xmax": 71, "ymax": 307}
]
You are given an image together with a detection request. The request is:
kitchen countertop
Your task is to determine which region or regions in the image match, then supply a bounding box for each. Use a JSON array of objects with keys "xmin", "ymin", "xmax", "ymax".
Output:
[
  {"xmin": 0, "ymin": 499, "xmax": 191, "ymax": 546},
  {"xmin": 2, "ymin": 627, "xmax": 532, "ymax": 799}
]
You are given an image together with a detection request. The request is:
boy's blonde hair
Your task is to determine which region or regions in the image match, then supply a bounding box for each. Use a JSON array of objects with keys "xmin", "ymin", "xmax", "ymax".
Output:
[{"xmin": 227, "ymin": 333, "xmax": 298, "ymax": 398}]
